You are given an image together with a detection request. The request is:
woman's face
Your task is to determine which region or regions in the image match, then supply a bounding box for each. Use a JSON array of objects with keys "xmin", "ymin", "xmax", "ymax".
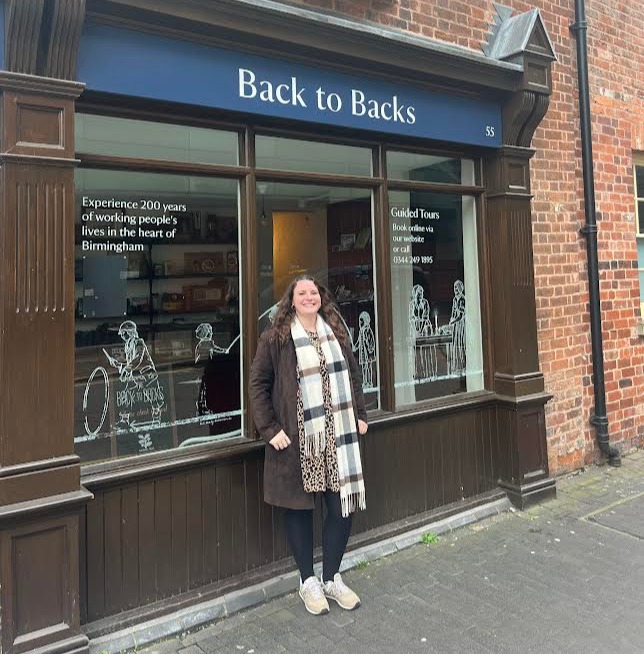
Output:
[{"xmin": 292, "ymin": 279, "xmax": 321, "ymax": 319}]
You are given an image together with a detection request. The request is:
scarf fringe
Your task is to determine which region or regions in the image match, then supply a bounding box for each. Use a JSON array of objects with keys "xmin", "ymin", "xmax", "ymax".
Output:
[
  {"xmin": 340, "ymin": 490, "xmax": 367, "ymax": 519},
  {"xmin": 303, "ymin": 429, "xmax": 326, "ymax": 459}
]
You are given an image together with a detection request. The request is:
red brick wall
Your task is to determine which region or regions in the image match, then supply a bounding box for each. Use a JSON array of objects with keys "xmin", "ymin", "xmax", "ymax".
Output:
[{"xmin": 292, "ymin": 0, "xmax": 644, "ymax": 473}]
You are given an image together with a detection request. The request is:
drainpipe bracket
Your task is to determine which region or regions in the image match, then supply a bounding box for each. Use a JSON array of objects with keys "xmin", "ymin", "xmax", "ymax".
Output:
[{"xmin": 579, "ymin": 223, "xmax": 597, "ymax": 236}]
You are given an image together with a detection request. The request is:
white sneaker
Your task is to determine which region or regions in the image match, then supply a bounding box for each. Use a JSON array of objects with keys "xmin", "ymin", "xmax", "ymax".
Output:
[
  {"xmin": 299, "ymin": 575, "xmax": 330, "ymax": 615},
  {"xmin": 322, "ymin": 573, "xmax": 361, "ymax": 610}
]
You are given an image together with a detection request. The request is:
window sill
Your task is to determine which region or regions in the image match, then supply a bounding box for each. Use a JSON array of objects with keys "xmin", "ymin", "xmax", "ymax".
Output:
[{"xmin": 81, "ymin": 436, "xmax": 263, "ymax": 489}]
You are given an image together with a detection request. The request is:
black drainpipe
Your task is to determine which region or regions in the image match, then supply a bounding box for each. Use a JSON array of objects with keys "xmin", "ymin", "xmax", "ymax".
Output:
[{"xmin": 571, "ymin": 0, "xmax": 621, "ymax": 466}]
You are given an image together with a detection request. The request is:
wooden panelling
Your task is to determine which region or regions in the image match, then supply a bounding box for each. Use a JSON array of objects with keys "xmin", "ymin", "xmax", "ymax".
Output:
[
  {"xmin": 14, "ymin": 526, "xmax": 66, "ymax": 633},
  {"xmin": 121, "ymin": 485, "xmax": 140, "ymax": 609},
  {"xmin": 3, "ymin": 92, "xmax": 76, "ymax": 157},
  {"xmin": 17, "ymin": 105, "xmax": 63, "ymax": 147},
  {"xmin": 1, "ymin": 513, "xmax": 82, "ymax": 654},
  {"xmin": 185, "ymin": 469, "xmax": 204, "ymax": 590},
  {"xmin": 138, "ymin": 481, "xmax": 156, "ymax": 605},
  {"xmin": 81, "ymin": 406, "xmax": 500, "ymax": 623},
  {"xmin": 170, "ymin": 477, "xmax": 188, "ymax": 596}
]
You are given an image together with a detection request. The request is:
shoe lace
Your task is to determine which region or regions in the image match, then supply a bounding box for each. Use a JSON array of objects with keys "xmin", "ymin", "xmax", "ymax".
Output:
[
  {"xmin": 332, "ymin": 575, "xmax": 350, "ymax": 594},
  {"xmin": 302, "ymin": 577, "xmax": 324, "ymax": 600}
]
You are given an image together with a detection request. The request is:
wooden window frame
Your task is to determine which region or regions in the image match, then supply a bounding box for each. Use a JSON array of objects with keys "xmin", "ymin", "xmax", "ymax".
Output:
[{"xmin": 75, "ymin": 100, "xmax": 493, "ymax": 480}]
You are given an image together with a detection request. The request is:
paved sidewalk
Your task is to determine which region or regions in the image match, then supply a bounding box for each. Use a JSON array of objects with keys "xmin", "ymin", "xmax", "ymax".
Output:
[{"xmin": 139, "ymin": 450, "xmax": 644, "ymax": 654}]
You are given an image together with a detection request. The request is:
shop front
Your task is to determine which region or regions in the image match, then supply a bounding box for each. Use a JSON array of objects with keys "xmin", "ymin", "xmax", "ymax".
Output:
[{"xmin": 0, "ymin": 0, "xmax": 556, "ymax": 650}]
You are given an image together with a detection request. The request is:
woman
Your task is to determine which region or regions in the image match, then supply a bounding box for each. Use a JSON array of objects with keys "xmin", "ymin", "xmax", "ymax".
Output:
[{"xmin": 249, "ymin": 275, "xmax": 368, "ymax": 616}]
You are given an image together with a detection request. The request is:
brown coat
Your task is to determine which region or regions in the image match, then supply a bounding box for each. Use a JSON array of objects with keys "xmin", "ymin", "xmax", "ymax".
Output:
[{"xmin": 249, "ymin": 329, "xmax": 368, "ymax": 510}]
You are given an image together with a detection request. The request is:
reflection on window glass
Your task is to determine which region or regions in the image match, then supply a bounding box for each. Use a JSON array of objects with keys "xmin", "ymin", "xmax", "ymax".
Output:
[
  {"xmin": 74, "ymin": 169, "xmax": 241, "ymax": 463},
  {"xmin": 76, "ymin": 114, "xmax": 239, "ymax": 165},
  {"xmin": 389, "ymin": 191, "xmax": 483, "ymax": 405},
  {"xmin": 387, "ymin": 151, "xmax": 475, "ymax": 185},
  {"xmin": 256, "ymin": 182, "xmax": 379, "ymax": 409},
  {"xmin": 256, "ymin": 135, "xmax": 372, "ymax": 176}
]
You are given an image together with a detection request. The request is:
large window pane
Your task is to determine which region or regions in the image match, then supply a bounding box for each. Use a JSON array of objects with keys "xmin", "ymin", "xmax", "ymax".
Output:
[
  {"xmin": 389, "ymin": 191, "xmax": 483, "ymax": 405},
  {"xmin": 76, "ymin": 114, "xmax": 239, "ymax": 165},
  {"xmin": 256, "ymin": 135, "xmax": 372, "ymax": 176},
  {"xmin": 74, "ymin": 169, "xmax": 241, "ymax": 463},
  {"xmin": 387, "ymin": 151, "xmax": 475, "ymax": 185},
  {"xmin": 256, "ymin": 182, "xmax": 379, "ymax": 410}
]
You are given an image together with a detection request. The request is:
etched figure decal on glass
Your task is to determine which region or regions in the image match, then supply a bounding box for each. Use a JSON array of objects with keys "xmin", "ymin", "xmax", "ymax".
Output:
[
  {"xmin": 194, "ymin": 322, "xmax": 226, "ymax": 363},
  {"xmin": 447, "ymin": 280, "xmax": 466, "ymax": 377},
  {"xmin": 104, "ymin": 320, "xmax": 166, "ymax": 428},
  {"xmin": 408, "ymin": 284, "xmax": 437, "ymax": 381},
  {"xmin": 357, "ymin": 311, "xmax": 376, "ymax": 389}
]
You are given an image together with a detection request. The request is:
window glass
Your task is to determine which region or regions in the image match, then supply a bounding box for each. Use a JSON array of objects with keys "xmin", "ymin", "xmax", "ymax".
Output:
[
  {"xmin": 256, "ymin": 182, "xmax": 379, "ymax": 410},
  {"xmin": 74, "ymin": 169, "xmax": 241, "ymax": 463},
  {"xmin": 387, "ymin": 151, "xmax": 475, "ymax": 185},
  {"xmin": 76, "ymin": 114, "xmax": 239, "ymax": 165},
  {"xmin": 636, "ymin": 164, "xmax": 644, "ymax": 317},
  {"xmin": 638, "ymin": 238, "xmax": 644, "ymax": 317},
  {"xmin": 256, "ymin": 135, "xmax": 372, "ymax": 176},
  {"xmin": 636, "ymin": 165, "xmax": 644, "ymax": 201},
  {"xmin": 389, "ymin": 191, "xmax": 483, "ymax": 405}
]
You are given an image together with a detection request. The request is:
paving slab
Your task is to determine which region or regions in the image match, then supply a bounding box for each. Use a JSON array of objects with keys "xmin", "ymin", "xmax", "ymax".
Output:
[{"xmin": 584, "ymin": 491, "xmax": 644, "ymax": 538}]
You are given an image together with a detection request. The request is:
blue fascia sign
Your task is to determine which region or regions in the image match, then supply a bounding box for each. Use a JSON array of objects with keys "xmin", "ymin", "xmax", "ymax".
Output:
[{"xmin": 77, "ymin": 23, "xmax": 502, "ymax": 148}]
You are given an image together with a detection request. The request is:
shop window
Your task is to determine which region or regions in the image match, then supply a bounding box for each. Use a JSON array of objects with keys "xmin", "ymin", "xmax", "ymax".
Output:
[
  {"xmin": 387, "ymin": 151, "xmax": 476, "ymax": 185},
  {"xmin": 76, "ymin": 114, "xmax": 239, "ymax": 165},
  {"xmin": 635, "ymin": 158, "xmax": 644, "ymax": 318},
  {"xmin": 256, "ymin": 182, "xmax": 379, "ymax": 410},
  {"xmin": 74, "ymin": 169, "xmax": 241, "ymax": 463},
  {"xmin": 255, "ymin": 135, "xmax": 372, "ymax": 176},
  {"xmin": 389, "ymin": 190, "xmax": 483, "ymax": 406}
]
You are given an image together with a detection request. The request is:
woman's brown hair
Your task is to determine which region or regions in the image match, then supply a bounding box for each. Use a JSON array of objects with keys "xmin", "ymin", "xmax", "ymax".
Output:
[{"xmin": 267, "ymin": 275, "xmax": 350, "ymax": 347}]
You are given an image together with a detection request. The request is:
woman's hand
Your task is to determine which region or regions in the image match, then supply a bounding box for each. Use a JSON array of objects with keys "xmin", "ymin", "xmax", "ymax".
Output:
[
  {"xmin": 269, "ymin": 429, "xmax": 291, "ymax": 450},
  {"xmin": 358, "ymin": 419, "xmax": 368, "ymax": 435}
]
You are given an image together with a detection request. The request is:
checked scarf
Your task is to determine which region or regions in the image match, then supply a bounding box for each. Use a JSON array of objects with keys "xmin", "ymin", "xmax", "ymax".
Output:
[{"xmin": 291, "ymin": 314, "xmax": 366, "ymax": 517}]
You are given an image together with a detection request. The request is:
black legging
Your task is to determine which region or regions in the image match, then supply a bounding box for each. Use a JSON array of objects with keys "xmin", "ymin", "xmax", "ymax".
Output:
[{"xmin": 284, "ymin": 490, "xmax": 353, "ymax": 583}]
